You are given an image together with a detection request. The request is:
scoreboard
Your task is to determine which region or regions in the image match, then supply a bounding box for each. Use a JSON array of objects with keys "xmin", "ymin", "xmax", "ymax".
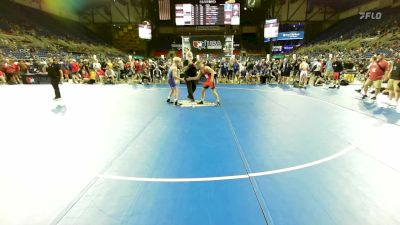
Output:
[{"xmin": 175, "ymin": 3, "xmax": 240, "ymax": 26}]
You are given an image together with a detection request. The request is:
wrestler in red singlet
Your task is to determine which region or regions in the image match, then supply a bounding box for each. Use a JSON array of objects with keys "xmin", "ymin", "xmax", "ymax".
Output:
[
  {"xmin": 203, "ymin": 71, "xmax": 215, "ymax": 89},
  {"xmin": 187, "ymin": 61, "xmax": 221, "ymax": 105}
]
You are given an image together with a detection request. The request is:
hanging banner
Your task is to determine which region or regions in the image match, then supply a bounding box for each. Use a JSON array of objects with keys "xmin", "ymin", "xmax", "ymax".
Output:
[
  {"xmin": 189, "ymin": 36, "xmax": 226, "ymax": 54},
  {"xmin": 264, "ymin": 31, "xmax": 305, "ymax": 42},
  {"xmin": 272, "ymin": 46, "xmax": 283, "ymax": 52},
  {"xmin": 277, "ymin": 31, "xmax": 304, "ymax": 40}
]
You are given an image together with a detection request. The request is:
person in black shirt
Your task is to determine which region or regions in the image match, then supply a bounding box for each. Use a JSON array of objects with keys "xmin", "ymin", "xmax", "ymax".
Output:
[
  {"xmin": 46, "ymin": 58, "xmax": 63, "ymax": 100},
  {"xmin": 292, "ymin": 59, "xmax": 301, "ymax": 83},
  {"xmin": 280, "ymin": 58, "xmax": 291, "ymax": 85},
  {"xmin": 330, "ymin": 57, "xmax": 343, "ymax": 89},
  {"xmin": 183, "ymin": 59, "xmax": 198, "ymax": 102},
  {"xmin": 388, "ymin": 53, "xmax": 400, "ymax": 106}
]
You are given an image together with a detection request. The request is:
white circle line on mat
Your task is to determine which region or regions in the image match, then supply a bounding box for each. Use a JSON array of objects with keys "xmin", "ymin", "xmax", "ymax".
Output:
[{"xmin": 97, "ymin": 146, "xmax": 357, "ymax": 183}]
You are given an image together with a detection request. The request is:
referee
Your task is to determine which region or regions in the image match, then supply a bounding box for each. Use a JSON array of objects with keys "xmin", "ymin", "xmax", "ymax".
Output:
[
  {"xmin": 183, "ymin": 59, "xmax": 198, "ymax": 102},
  {"xmin": 46, "ymin": 58, "xmax": 63, "ymax": 100}
]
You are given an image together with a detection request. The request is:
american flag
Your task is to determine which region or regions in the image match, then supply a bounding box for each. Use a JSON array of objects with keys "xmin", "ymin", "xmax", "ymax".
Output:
[{"xmin": 158, "ymin": 0, "xmax": 171, "ymax": 20}]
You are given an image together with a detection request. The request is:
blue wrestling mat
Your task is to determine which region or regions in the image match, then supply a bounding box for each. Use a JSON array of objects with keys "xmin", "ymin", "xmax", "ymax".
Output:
[{"xmin": 0, "ymin": 84, "xmax": 399, "ymax": 225}]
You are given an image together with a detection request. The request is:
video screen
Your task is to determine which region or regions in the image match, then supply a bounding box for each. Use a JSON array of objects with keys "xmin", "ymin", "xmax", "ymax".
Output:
[
  {"xmin": 264, "ymin": 23, "xmax": 279, "ymax": 38},
  {"xmin": 138, "ymin": 24, "xmax": 152, "ymax": 40},
  {"xmin": 175, "ymin": 3, "xmax": 240, "ymax": 26}
]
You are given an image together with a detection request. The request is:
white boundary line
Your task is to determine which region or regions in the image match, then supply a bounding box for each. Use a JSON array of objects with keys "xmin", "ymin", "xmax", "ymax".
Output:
[
  {"xmin": 249, "ymin": 145, "xmax": 355, "ymax": 177},
  {"xmin": 97, "ymin": 146, "xmax": 357, "ymax": 183},
  {"xmin": 97, "ymin": 174, "xmax": 249, "ymax": 183}
]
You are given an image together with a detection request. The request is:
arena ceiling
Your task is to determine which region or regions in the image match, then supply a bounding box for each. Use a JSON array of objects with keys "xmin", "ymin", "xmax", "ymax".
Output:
[
  {"xmin": 78, "ymin": 0, "xmax": 366, "ymax": 11},
  {"xmin": 80, "ymin": 0, "xmax": 147, "ymax": 7},
  {"xmin": 68, "ymin": 0, "xmax": 368, "ymax": 16},
  {"xmin": 310, "ymin": 0, "xmax": 368, "ymax": 11}
]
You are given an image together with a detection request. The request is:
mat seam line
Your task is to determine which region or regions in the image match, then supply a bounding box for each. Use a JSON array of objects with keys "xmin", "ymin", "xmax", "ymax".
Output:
[
  {"xmin": 222, "ymin": 106, "xmax": 275, "ymax": 225},
  {"xmin": 49, "ymin": 110, "xmax": 162, "ymax": 225}
]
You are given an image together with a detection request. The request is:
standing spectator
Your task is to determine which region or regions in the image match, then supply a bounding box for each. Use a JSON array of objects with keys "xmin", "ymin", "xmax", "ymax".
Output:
[
  {"xmin": 0, "ymin": 70, "xmax": 5, "ymax": 84},
  {"xmin": 2, "ymin": 58, "xmax": 10, "ymax": 83},
  {"xmin": 292, "ymin": 59, "xmax": 301, "ymax": 84},
  {"xmin": 93, "ymin": 59, "xmax": 101, "ymax": 71},
  {"xmin": 1, "ymin": 58, "xmax": 9, "ymax": 75},
  {"xmin": 325, "ymin": 56, "xmax": 334, "ymax": 83},
  {"xmin": 281, "ymin": 58, "xmax": 291, "ymax": 85},
  {"xmin": 134, "ymin": 59, "xmax": 142, "ymax": 81},
  {"xmin": 158, "ymin": 59, "xmax": 167, "ymax": 80},
  {"xmin": 299, "ymin": 59, "xmax": 310, "ymax": 87},
  {"xmin": 220, "ymin": 58, "xmax": 228, "ymax": 81},
  {"xmin": 88, "ymin": 69, "xmax": 96, "ymax": 84},
  {"xmin": 46, "ymin": 58, "xmax": 62, "ymax": 100},
  {"xmin": 312, "ymin": 59, "xmax": 323, "ymax": 86},
  {"xmin": 360, "ymin": 54, "xmax": 389, "ymax": 100},
  {"xmin": 330, "ymin": 57, "xmax": 343, "ymax": 89},
  {"xmin": 233, "ymin": 59, "xmax": 240, "ymax": 83},
  {"xmin": 18, "ymin": 60, "xmax": 28, "ymax": 83},
  {"xmin": 69, "ymin": 59, "xmax": 80, "ymax": 84},
  {"xmin": 117, "ymin": 58, "xmax": 125, "ymax": 80},
  {"xmin": 63, "ymin": 68, "xmax": 70, "ymax": 82},
  {"xmin": 124, "ymin": 60, "xmax": 134, "ymax": 80},
  {"xmin": 6, "ymin": 59, "xmax": 20, "ymax": 84},
  {"xmin": 58, "ymin": 59, "xmax": 67, "ymax": 83},
  {"xmin": 259, "ymin": 62, "xmax": 269, "ymax": 85},
  {"xmin": 239, "ymin": 63, "xmax": 247, "ymax": 84},
  {"xmin": 141, "ymin": 60, "xmax": 151, "ymax": 85},
  {"xmin": 386, "ymin": 53, "xmax": 399, "ymax": 105},
  {"xmin": 227, "ymin": 58, "xmax": 234, "ymax": 82},
  {"xmin": 142, "ymin": 59, "xmax": 150, "ymax": 81}
]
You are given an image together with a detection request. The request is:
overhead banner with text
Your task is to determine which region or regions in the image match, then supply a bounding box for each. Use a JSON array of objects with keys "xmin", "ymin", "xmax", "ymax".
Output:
[
  {"xmin": 189, "ymin": 36, "xmax": 226, "ymax": 54},
  {"xmin": 264, "ymin": 31, "xmax": 305, "ymax": 42}
]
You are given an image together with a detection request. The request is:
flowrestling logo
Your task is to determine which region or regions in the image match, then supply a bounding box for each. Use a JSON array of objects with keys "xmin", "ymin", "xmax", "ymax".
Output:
[
  {"xmin": 192, "ymin": 40, "xmax": 222, "ymax": 50},
  {"xmin": 359, "ymin": 12, "xmax": 382, "ymax": 20}
]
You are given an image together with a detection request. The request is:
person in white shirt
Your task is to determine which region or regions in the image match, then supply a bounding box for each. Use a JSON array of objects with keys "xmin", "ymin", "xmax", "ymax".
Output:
[
  {"xmin": 105, "ymin": 66, "xmax": 116, "ymax": 84},
  {"xmin": 299, "ymin": 59, "xmax": 310, "ymax": 87},
  {"xmin": 313, "ymin": 59, "xmax": 323, "ymax": 86},
  {"xmin": 93, "ymin": 59, "xmax": 101, "ymax": 71}
]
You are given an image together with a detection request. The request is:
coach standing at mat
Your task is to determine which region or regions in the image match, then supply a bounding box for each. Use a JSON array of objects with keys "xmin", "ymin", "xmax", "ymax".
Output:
[{"xmin": 47, "ymin": 58, "xmax": 63, "ymax": 100}]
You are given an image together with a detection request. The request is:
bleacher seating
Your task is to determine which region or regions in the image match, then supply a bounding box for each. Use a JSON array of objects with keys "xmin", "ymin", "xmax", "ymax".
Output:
[
  {"xmin": 0, "ymin": 1, "xmax": 123, "ymax": 59},
  {"xmin": 312, "ymin": 6, "xmax": 400, "ymax": 43},
  {"xmin": 0, "ymin": 0, "xmax": 106, "ymax": 45}
]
